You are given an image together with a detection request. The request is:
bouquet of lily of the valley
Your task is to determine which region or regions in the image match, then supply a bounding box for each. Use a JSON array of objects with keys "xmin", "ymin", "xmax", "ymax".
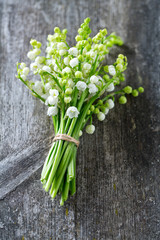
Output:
[{"xmin": 16, "ymin": 18, "xmax": 144, "ymax": 205}]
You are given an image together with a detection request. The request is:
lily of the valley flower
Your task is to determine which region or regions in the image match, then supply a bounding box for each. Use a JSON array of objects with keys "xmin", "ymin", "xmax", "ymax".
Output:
[
  {"xmin": 66, "ymin": 106, "xmax": 79, "ymax": 118},
  {"xmin": 47, "ymin": 106, "xmax": 58, "ymax": 116},
  {"xmin": 76, "ymin": 81, "xmax": 87, "ymax": 91}
]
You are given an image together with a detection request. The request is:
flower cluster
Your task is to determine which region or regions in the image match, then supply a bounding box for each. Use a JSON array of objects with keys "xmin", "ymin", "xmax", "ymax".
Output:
[
  {"xmin": 16, "ymin": 18, "xmax": 144, "ymax": 205},
  {"xmin": 16, "ymin": 18, "xmax": 144, "ymax": 137}
]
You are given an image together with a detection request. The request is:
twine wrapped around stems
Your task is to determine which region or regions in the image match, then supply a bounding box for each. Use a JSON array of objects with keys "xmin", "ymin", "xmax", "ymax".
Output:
[{"xmin": 53, "ymin": 134, "xmax": 80, "ymax": 147}]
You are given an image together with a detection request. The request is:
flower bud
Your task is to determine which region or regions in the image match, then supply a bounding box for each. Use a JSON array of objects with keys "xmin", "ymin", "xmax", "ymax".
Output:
[
  {"xmin": 36, "ymin": 42, "xmax": 42, "ymax": 48},
  {"xmin": 90, "ymin": 105, "xmax": 95, "ymax": 112},
  {"xmin": 75, "ymin": 71, "xmax": 82, "ymax": 78},
  {"xmin": 86, "ymin": 124, "xmax": 95, "ymax": 134},
  {"xmin": 30, "ymin": 39, "xmax": 37, "ymax": 46},
  {"xmin": 103, "ymin": 75, "xmax": 110, "ymax": 81},
  {"xmin": 104, "ymin": 65, "xmax": 108, "ymax": 72},
  {"xmin": 78, "ymin": 28, "xmax": 84, "ymax": 35},
  {"xmin": 54, "ymin": 27, "xmax": 61, "ymax": 33},
  {"xmin": 123, "ymin": 86, "xmax": 132, "ymax": 94},
  {"xmin": 64, "ymin": 96, "xmax": 72, "ymax": 103},
  {"xmin": 94, "ymin": 108, "xmax": 100, "ymax": 114},
  {"xmin": 78, "ymin": 55, "xmax": 84, "ymax": 62},
  {"xmin": 118, "ymin": 54, "xmax": 124, "ymax": 59},
  {"xmin": 97, "ymin": 112, "xmax": 105, "ymax": 121},
  {"xmin": 84, "ymin": 17, "xmax": 90, "ymax": 24},
  {"xmin": 132, "ymin": 89, "xmax": 139, "ymax": 97},
  {"xmin": 107, "ymin": 99, "xmax": 114, "ymax": 109},
  {"xmin": 98, "ymin": 44, "xmax": 105, "ymax": 51},
  {"xmin": 61, "ymin": 81, "xmax": 66, "ymax": 87},
  {"xmin": 101, "ymin": 28, "xmax": 107, "ymax": 36},
  {"xmin": 117, "ymin": 58, "xmax": 123, "ymax": 64},
  {"xmin": 108, "ymin": 65, "xmax": 116, "ymax": 76},
  {"xmin": 119, "ymin": 96, "xmax": 127, "ymax": 104},
  {"xmin": 116, "ymin": 64, "xmax": 123, "ymax": 71},
  {"xmin": 98, "ymin": 100, "xmax": 103, "ymax": 105},
  {"xmin": 65, "ymin": 88, "xmax": 73, "ymax": 95},
  {"xmin": 138, "ymin": 87, "xmax": 144, "ymax": 93},
  {"xmin": 75, "ymin": 35, "xmax": 82, "ymax": 41},
  {"xmin": 62, "ymin": 29, "xmax": 67, "ymax": 34},
  {"xmin": 33, "ymin": 48, "xmax": 41, "ymax": 55}
]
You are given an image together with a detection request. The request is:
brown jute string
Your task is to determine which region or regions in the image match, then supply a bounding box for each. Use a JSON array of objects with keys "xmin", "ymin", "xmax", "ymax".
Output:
[{"xmin": 53, "ymin": 134, "xmax": 80, "ymax": 147}]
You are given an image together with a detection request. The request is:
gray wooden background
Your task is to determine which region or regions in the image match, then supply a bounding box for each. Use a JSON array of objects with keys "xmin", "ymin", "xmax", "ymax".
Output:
[{"xmin": 0, "ymin": 0, "xmax": 160, "ymax": 239}]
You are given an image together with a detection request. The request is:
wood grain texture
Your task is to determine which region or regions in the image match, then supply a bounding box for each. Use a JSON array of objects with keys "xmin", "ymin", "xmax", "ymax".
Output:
[{"xmin": 0, "ymin": 0, "xmax": 160, "ymax": 239}]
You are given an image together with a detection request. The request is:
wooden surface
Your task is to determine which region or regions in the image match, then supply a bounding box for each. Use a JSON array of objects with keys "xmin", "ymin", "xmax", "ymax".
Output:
[{"xmin": 0, "ymin": 0, "xmax": 160, "ymax": 239}]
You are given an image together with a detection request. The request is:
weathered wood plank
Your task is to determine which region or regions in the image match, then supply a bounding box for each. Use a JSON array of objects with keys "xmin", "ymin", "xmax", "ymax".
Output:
[{"xmin": 0, "ymin": 0, "xmax": 160, "ymax": 239}]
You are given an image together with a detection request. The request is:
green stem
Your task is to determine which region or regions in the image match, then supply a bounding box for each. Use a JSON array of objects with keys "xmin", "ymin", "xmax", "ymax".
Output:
[
  {"xmin": 43, "ymin": 71, "xmax": 62, "ymax": 90},
  {"xmin": 41, "ymin": 141, "xmax": 59, "ymax": 181},
  {"xmin": 51, "ymin": 143, "xmax": 74, "ymax": 198},
  {"xmin": 70, "ymin": 177, "xmax": 76, "ymax": 196},
  {"xmin": 41, "ymin": 141, "xmax": 57, "ymax": 180},
  {"xmin": 44, "ymin": 105, "xmax": 65, "ymax": 192},
  {"xmin": 100, "ymin": 90, "xmax": 124, "ymax": 103},
  {"xmin": 69, "ymin": 149, "xmax": 76, "ymax": 196},
  {"xmin": 67, "ymin": 146, "xmax": 76, "ymax": 182}
]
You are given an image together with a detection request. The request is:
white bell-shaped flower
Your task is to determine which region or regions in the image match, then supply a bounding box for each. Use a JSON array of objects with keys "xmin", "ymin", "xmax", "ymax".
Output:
[
  {"xmin": 57, "ymin": 42, "xmax": 67, "ymax": 50},
  {"xmin": 97, "ymin": 112, "xmax": 105, "ymax": 121},
  {"xmin": 49, "ymin": 89, "xmax": 59, "ymax": 97},
  {"xmin": 22, "ymin": 67, "xmax": 29, "ymax": 76},
  {"xmin": 47, "ymin": 106, "xmax": 58, "ymax": 116},
  {"xmin": 62, "ymin": 67, "xmax": 71, "ymax": 74},
  {"xmin": 83, "ymin": 63, "xmax": 91, "ymax": 70},
  {"xmin": 47, "ymin": 96, "xmax": 58, "ymax": 105},
  {"xmin": 64, "ymin": 57, "xmax": 70, "ymax": 65},
  {"xmin": 76, "ymin": 81, "xmax": 87, "ymax": 91},
  {"xmin": 86, "ymin": 125, "xmax": 95, "ymax": 134},
  {"xmin": 88, "ymin": 83, "xmax": 98, "ymax": 94},
  {"xmin": 42, "ymin": 66, "xmax": 51, "ymax": 73},
  {"xmin": 108, "ymin": 65, "xmax": 116, "ymax": 76},
  {"xmin": 68, "ymin": 47, "xmax": 78, "ymax": 56},
  {"xmin": 69, "ymin": 58, "xmax": 79, "ymax": 68},
  {"xmin": 107, "ymin": 99, "xmax": 115, "ymax": 109},
  {"xmin": 106, "ymin": 83, "xmax": 114, "ymax": 92},
  {"xmin": 66, "ymin": 106, "xmax": 79, "ymax": 118},
  {"xmin": 27, "ymin": 51, "xmax": 36, "ymax": 60},
  {"xmin": 90, "ymin": 75, "xmax": 99, "ymax": 84}
]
